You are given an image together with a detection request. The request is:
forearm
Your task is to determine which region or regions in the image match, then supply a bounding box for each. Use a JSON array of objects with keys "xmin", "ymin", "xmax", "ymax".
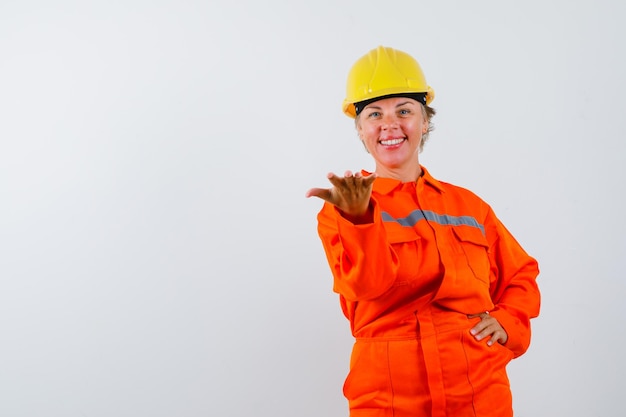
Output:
[
  {"xmin": 317, "ymin": 201, "xmax": 399, "ymax": 301},
  {"xmin": 487, "ymin": 213, "xmax": 541, "ymax": 357}
]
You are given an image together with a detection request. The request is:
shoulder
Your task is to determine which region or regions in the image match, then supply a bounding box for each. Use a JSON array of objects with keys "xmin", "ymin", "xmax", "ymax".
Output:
[
  {"xmin": 423, "ymin": 170, "xmax": 494, "ymax": 221},
  {"xmin": 439, "ymin": 179, "xmax": 486, "ymax": 203},
  {"xmin": 426, "ymin": 171, "xmax": 490, "ymax": 207}
]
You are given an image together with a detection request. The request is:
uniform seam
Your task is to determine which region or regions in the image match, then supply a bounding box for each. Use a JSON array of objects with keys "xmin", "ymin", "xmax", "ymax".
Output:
[
  {"xmin": 386, "ymin": 340, "xmax": 395, "ymax": 416},
  {"xmin": 461, "ymin": 332, "xmax": 478, "ymax": 417}
]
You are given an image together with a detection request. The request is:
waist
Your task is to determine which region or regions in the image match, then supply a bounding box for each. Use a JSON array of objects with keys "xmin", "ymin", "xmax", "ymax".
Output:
[{"xmin": 353, "ymin": 305, "xmax": 480, "ymax": 341}]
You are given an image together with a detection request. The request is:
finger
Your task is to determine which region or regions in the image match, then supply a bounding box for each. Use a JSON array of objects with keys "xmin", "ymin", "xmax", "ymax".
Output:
[
  {"xmin": 471, "ymin": 318, "xmax": 508, "ymax": 345},
  {"xmin": 326, "ymin": 172, "xmax": 352, "ymax": 190},
  {"xmin": 469, "ymin": 317, "xmax": 495, "ymax": 340},
  {"xmin": 344, "ymin": 170, "xmax": 353, "ymax": 177},
  {"xmin": 468, "ymin": 311, "xmax": 490, "ymax": 319},
  {"xmin": 327, "ymin": 173, "xmax": 348, "ymax": 189},
  {"xmin": 470, "ymin": 321, "xmax": 487, "ymax": 339},
  {"xmin": 363, "ymin": 172, "xmax": 378, "ymax": 187},
  {"xmin": 492, "ymin": 327, "xmax": 508, "ymax": 345},
  {"xmin": 305, "ymin": 187, "xmax": 332, "ymax": 201},
  {"xmin": 474, "ymin": 325, "xmax": 495, "ymax": 341},
  {"xmin": 486, "ymin": 333, "xmax": 499, "ymax": 346},
  {"xmin": 487, "ymin": 330, "xmax": 506, "ymax": 346},
  {"xmin": 474, "ymin": 325, "xmax": 500, "ymax": 342}
]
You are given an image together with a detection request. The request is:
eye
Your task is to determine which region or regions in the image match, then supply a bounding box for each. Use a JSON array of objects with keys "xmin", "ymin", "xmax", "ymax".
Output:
[
  {"xmin": 367, "ymin": 111, "xmax": 381, "ymax": 118},
  {"xmin": 398, "ymin": 108, "xmax": 411, "ymax": 115}
]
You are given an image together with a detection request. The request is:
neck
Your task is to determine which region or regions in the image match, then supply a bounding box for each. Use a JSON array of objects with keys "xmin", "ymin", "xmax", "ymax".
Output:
[{"xmin": 375, "ymin": 163, "xmax": 422, "ymax": 183}]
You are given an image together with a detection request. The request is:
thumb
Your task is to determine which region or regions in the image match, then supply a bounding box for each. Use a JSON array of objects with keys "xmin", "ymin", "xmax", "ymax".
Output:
[{"xmin": 306, "ymin": 187, "xmax": 332, "ymax": 201}]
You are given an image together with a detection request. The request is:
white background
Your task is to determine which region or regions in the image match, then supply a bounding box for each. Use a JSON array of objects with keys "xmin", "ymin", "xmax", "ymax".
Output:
[{"xmin": 1, "ymin": 1, "xmax": 624, "ymax": 416}]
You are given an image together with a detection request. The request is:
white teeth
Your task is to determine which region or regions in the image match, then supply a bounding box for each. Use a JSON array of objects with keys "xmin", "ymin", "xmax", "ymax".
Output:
[{"xmin": 380, "ymin": 138, "xmax": 404, "ymax": 146}]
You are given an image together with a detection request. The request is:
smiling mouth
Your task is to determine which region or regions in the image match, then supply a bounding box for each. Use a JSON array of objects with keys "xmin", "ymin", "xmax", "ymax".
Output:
[{"xmin": 379, "ymin": 138, "xmax": 405, "ymax": 146}]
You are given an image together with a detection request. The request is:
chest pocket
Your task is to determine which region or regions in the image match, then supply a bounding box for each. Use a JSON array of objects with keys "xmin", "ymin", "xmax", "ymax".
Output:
[
  {"xmin": 385, "ymin": 225, "xmax": 421, "ymax": 285},
  {"xmin": 451, "ymin": 227, "xmax": 491, "ymax": 285}
]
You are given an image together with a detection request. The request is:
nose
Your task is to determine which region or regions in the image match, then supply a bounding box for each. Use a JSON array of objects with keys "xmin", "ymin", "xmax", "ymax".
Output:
[{"xmin": 381, "ymin": 114, "xmax": 399, "ymax": 130}]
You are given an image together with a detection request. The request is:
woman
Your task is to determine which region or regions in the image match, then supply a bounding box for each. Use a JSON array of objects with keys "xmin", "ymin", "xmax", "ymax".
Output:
[{"xmin": 306, "ymin": 46, "xmax": 540, "ymax": 417}]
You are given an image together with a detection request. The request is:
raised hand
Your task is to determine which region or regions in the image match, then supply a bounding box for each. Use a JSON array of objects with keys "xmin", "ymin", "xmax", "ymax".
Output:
[{"xmin": 306, "ymin": 170, "xmax": 377, "ymax": 223}]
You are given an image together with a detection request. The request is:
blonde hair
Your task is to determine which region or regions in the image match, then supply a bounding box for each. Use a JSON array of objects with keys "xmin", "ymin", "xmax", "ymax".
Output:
[{"xmin": 421, "ymin": 104, "xmax": 436, "ymax": 151}]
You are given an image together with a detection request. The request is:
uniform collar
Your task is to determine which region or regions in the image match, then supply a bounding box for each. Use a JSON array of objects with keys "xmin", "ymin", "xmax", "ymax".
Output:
[{"xmin": 365, "ymin": 165, "xmax": 445, "ymax": 195}]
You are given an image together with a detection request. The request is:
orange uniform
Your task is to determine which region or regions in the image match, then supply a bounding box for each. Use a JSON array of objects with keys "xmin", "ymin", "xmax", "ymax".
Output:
[{"xmin": 316, "ymin": 166, "xmax": 540, "ymax": 417}]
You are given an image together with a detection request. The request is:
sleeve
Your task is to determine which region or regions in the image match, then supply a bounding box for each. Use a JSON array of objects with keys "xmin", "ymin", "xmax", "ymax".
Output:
[
  {"xmin": 316, "ymin": 199, "xmax": 399, "ymax": 302},
  {"xmin": 485, "ymin": 206, "xmax": 541, "ymax": 358}
]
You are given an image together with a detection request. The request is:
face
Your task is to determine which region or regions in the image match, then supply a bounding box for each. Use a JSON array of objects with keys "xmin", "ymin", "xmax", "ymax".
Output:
[{"xmin": 356, "ymin": 97, "xmax": 428, "ymax": 179}]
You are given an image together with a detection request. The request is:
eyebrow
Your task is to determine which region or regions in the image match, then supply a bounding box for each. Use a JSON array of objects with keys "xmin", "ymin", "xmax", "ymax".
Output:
[{"xmin": 366, "ymin": 101, "xmax": 415, "ymax": 110}]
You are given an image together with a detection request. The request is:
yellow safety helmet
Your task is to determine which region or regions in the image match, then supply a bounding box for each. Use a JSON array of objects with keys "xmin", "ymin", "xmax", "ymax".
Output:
[{"xmin": 342, "ymin": 46, "xmax": 435, "ymax": 118}]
